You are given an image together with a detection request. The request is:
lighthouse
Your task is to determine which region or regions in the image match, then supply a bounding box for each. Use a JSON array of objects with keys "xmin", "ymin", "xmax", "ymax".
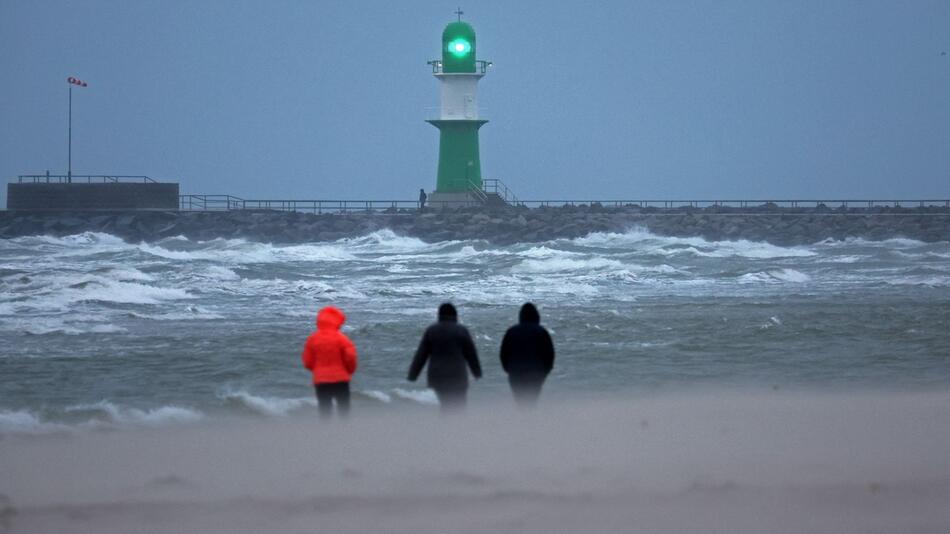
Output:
[{"xmin": 426, "ymin": 11, "xmax": 492, "ymax": 207}]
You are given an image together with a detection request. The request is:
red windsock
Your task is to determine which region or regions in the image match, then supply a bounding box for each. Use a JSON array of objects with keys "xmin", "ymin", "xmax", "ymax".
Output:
[{"xmin": 67, "ymin": 76, "xmax": 88, "ymax": 87}]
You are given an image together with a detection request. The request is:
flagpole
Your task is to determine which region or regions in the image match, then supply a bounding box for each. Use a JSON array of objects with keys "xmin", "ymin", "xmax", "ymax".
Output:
[{"xmin": 68, "ymin": 84, "xmax": 72, "ymax": 184}]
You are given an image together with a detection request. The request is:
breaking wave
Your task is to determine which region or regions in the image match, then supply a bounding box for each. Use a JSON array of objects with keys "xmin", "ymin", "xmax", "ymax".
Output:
[
  {"xmin": 738, "ymin": 269, "xmax": 811, "ymax": 284},
  {"xmin": 0, "ymin": 402, "xmax": 204, "ymax": 435},
  {"xmin": 219, "ymin": 390, "xmax": 316, "ymax": 416}
]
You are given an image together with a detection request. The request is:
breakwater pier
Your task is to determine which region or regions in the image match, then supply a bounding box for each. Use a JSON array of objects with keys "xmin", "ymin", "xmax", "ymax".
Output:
[{"xmin": 3, "ymin": 203, "xmax": 949, "ymax": 245}]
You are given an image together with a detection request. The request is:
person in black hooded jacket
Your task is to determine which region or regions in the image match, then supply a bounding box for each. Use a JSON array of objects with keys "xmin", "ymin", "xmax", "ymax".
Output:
[
  {"xmin": 500, "ymin": 303, "xmax": 555, "ymax": 406},
  {"xmin": 408, "ymin": 303, "xmax": 482, "ymax": 411}
]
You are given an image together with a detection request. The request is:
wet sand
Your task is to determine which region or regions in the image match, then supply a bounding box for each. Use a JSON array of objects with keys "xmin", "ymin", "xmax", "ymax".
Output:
[{"xmin": 2, "ymin": 391, "xmax": 949, "ymax": 533}]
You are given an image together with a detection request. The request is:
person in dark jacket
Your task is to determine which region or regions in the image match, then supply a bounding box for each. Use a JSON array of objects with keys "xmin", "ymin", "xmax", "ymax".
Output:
[
  {"xmin": 418, "ymin": 188, "xmax": 427, "ymax": 210},
  {"xmin": 408, "ymin": 303, "xmax": 482, "ymax": 411},
  {"xmin": 500, "ymin": 303, "xmax": 555, "ymax": 406}
]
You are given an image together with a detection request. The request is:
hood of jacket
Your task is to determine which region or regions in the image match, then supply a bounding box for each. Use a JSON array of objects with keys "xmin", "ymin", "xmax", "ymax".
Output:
[
  {"xmin": 519, "ymin": 303, "xmax": 540, "ymax": 324},
  {"xmin": 438, "ymin": 302, "xmax": 458, "ymax": 322},
  {"xmin": 316, "ymin": 306, "xmax": 346, "ymax": 331}
]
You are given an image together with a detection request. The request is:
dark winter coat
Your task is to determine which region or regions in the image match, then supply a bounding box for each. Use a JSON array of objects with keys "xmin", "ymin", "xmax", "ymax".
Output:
[
  {"xmin": 408, "ymin": 306, "xmax": 482, "ymax": 391},
  {"xmin": 500, "ymin": 303, "xmax": 555, "ymax": 382}
]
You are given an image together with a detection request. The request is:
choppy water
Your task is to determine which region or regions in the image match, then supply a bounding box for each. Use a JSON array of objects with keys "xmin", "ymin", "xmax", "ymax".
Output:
[{"xmin": 1, "ymin": 228, "xmax": 949, "ymax": 433}]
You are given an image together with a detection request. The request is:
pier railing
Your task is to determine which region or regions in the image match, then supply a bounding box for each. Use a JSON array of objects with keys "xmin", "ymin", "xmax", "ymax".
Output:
[
  {"xmin": 179, "ymin": 195, "xmax": 425, "ymax": 213},
  {"xmin": 17, "ymin": 174, "xmax": 158, "ymax": 184},
  {"xmin": 178, "ymin": 196, "xmax": 950, "ymax": 213},
  {"xmin": 515, "ymin": 200, "xmax": 950, "ymax": 209}
]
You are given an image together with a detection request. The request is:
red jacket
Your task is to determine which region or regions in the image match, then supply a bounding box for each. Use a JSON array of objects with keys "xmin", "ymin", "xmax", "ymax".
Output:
[{"xmin": 302, "ymin": 306, "xmax": 357, "ymax": 384}]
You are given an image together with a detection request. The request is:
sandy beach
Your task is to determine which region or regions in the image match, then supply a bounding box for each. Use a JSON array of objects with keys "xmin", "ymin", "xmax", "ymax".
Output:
[{"xmin": 2, "ymin": 390, "xmax": 949, "ymax": 533}]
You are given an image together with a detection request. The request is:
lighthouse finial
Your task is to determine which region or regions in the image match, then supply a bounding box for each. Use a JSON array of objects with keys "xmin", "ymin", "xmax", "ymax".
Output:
[{"xmin": 455, "ymin": 7, "xmax": 463, "ymax": 21}]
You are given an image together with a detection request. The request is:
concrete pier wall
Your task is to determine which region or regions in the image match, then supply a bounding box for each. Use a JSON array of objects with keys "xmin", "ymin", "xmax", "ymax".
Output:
[{"xmin": 7, "ymin": 183, "xmax": 179, "ymax": 210}]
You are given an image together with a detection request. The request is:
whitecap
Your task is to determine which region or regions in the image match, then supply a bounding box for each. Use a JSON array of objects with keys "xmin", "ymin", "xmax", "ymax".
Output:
[
  {"xmin": 38, "ymin": 231, "xmax": 128, "ymax": 248},
  {"xmin": 218, "ymin": 390, "xmax": 316, "ymax": 416},
  {"xmin": 103, "ymin": 267, "xmax": 155, "ymax": 282},
  {"xmin": 392, "ymin": 388, "xmax": 439, "ymax": 405},
  {"xmin": 128, "ymin": 305, "xmax": 224, "ymax": 321},
  {"xmin": 7, "ymin": 318, "xmax": 127, "ymax": 336},
  {"xmin": 572, "ymin": 227, "xmax": 817, "ymax": 259},
  {"xmin": 512, "ymin": 257, "xmax": 624, "ymax": 274},
  {"xmin": 201, "ymin": 266, "xmax": 240, "ymax": 281},
  {"xmin": 738, "ymin": 269, "xmax": 810, "ymax": 283},
  {"xmin": 65, "ymin": 401, "xmax": 203, "ymax": 426},
  {"xmin": 884, "ymin": 276, "xmax": 950, "ymax": 288},
  {"xmin": 518, "ymin": 246, "xmax": 580, "ymax": 259},
  {"xmin": 823, "ymin": 255, "xmax": 868, "ymax": 264},
  {"xmin": 0, "ymin": 409, "xmax": 69, "ymax": 434},
  {"xmin": 341, "ymin": 229, "xmax": 432, "ymax": 252},
  {"xmin": 360, "ymin": 390, "xmax": 393, "ymax": 403},
  {"xmin": 65, "ymin": 278, "xmax": 193, "ymax": 305}
]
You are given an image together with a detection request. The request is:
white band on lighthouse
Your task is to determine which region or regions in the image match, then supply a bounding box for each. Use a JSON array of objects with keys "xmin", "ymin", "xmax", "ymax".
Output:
[{"xmin": 437, "ymin": 73, "xmax": 484, "ymax": 120}]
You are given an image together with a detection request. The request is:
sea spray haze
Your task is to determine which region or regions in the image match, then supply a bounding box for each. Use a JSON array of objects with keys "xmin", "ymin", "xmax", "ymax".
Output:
[
  {"xmin": 3, "ymin": 392, "xmax": 950, "ymax": 534},
  {"xmin": 1, "ymin": 228, "xmax": 949, "ymax": 432}
]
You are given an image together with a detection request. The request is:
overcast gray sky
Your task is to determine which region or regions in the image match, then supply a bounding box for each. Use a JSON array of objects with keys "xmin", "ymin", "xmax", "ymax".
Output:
[{"xmin": 1, "ymin": 0, "xmax": 948, "ymax": 207}]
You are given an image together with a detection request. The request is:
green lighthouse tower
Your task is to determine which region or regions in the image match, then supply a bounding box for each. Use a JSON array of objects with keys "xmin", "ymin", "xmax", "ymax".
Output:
[{"xmin": 426, "ymin": 13, "xmax": 491, "ymax": 206}]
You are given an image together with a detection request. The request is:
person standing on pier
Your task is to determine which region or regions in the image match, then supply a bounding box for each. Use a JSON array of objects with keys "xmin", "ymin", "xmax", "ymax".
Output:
[
  {"xmin": 408, "ymin": 303, "xmax": 481, "ymax": 411},
  {"xmin": 419, "ymin": 188, "xmax": 428, "ymax": 210}
]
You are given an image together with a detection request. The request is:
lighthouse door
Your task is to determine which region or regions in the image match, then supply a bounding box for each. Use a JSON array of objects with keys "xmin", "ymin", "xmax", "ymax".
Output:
[{"xmin": 464, "ymin": 95, "xmax": 474, "ymax": 119}]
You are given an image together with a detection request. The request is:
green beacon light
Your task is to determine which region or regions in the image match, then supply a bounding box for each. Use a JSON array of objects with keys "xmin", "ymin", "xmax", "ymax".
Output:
[{"xmin": 447, "ymin": 38, "xmax": 471, "ymax": 57}]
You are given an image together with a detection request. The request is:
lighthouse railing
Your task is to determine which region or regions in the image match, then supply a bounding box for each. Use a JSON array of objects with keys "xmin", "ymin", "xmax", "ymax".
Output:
[{"xmin": 427, "ymin": 60, "xmax": 492, "ymax": 74}]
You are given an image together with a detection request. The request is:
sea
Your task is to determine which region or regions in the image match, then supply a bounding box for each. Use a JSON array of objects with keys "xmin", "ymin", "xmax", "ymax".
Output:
[{"xmin": 1, "ymin": 227, "xmax": 949, "ymax": 434}]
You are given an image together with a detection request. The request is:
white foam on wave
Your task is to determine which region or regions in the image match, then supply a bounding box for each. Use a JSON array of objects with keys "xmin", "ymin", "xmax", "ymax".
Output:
[
  {"xmin": 738, "ymin": 268, "xmax": 811, "ymax": 284},
  {"xmin": 101, "ymin": 267, "xmax": 155, "ymax": 282},
  {"xmin": 225, "ymin": 278, "xmax": 364, "ymax": 299},
  {"xmin": 692, "ymin": 242, "xmax": 815, "ymax": 259},
  {"xmin": 341, "ymin": 229, "xmax": 433, "ymax": 252},
  {"xmin": 7, "ymin": 271, "xmax": 194, "ymax": 312},
  {"xmin": 444, "ymin": 245, "xmax": 509, "ymax": 262},
  {"xmin": 219, "ymin": 390, "xmax": 316, "ymax": 416},
  {"xmin": 0, "ymin": 402, "xmax": 205, "ymax": 435},
  {"xmin": 476, "ymin": 275, "xmax": 600, "ymax": 300},
  {"xmin": 128, "ymin": 305, "xmax": 225, "ymax": 321},
  {"xmin": 139, "ymin": 238, "xmax": 357, "ymax": 264},
  {"xmin": 822, "ymin": 255, "xmax": 868, "ymax": 264},
  {"xmin": 273, "ymin": 243, "xmax": 357, "ymax": 262},
  {"xmin": 201, "ymin": 266, "xmax": 241, "ymax": 281},
  {"xmin": 817, "ymin": 236, "xmax": 930, "ymax": 248},
  {"xmin": 518, "ymin": 246, "xmax": 580, "ymax": 259},
  {"xmin": 392, "ymin": 388, "xmax": 439, "ymax": 405},
  {"xmin": 512, "ymin": 257, "xmax": 624, "ymax": 274},
  {"xmin": 360, "ymin": 390, "xmax": 393, "ymax": 403},
  {"xmin": 884, "ymin": 276, "xmax": 950, "ymax": 288},
  {"xmin": 34, "ymin": 231, "xmax": 128, "ymax": 248},
  {"xmin": 17, "ymin": 321, "xmax": 128, "ymax": 336},
  {"xmin": 0, "ymin": 409, "xmax": 70, "ymax": 434},
  {"xmin": 572, "ymin": 228, "xmax": 817, "ymax": 259},
  {"xmin": 65, "ymin": 278, "xmax": 193, "ymax": 305},
  {"xmin": 65, "ymin": 400, "xmax": 204, "ymax": 426}
]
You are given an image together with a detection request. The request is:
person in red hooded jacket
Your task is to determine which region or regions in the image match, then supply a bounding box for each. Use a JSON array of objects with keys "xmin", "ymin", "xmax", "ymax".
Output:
[{"xmin": 301, "ymin": 306, "xmax": 358, "ymax": 417}]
